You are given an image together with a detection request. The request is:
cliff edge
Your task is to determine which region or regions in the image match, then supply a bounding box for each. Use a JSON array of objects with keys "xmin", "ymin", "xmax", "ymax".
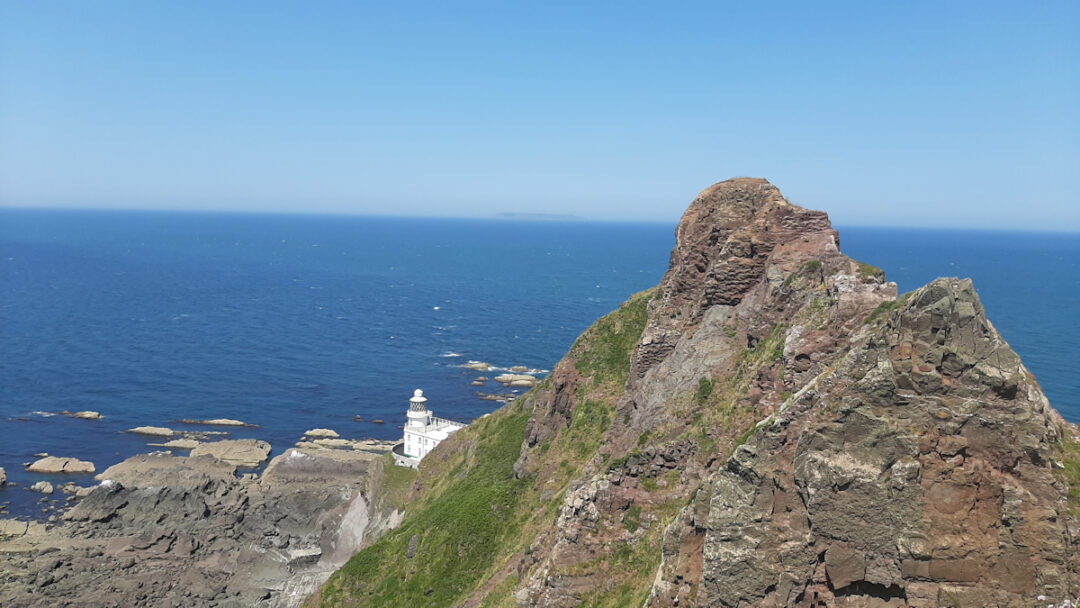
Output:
[{"xmin": 314, "ymin": 178, "xmax": 1078, "ymax": 607}]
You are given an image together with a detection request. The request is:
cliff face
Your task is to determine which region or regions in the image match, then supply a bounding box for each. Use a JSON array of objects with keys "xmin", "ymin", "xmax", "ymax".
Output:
[{"xmin": 316, "ymin": 178, "xmax": 1078, "ymax": 607}]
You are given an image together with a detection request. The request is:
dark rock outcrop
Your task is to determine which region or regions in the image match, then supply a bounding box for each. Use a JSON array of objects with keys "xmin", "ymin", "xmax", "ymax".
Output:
[{"xmin": 0, "ymin": 445, "xmax": 402, "ymax": 607}]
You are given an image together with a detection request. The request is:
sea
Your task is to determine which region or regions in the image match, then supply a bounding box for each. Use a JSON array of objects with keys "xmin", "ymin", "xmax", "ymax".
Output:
[{"xmin": 1, "ymin": 209, "xmax": 1077, "ymax": 519}]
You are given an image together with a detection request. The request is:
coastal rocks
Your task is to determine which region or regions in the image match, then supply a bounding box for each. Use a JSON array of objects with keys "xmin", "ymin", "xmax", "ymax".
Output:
[
  {"xmin": 189, "ymin": 438, "xmax": 271, "ymax": 468},
  {"xmin": 463, "ymin": 361, "xmax": 493, "ymax": 372},
  {"xmin": 0, "ymin": 519, "xmax": 28, "ymax": 537},
  {"xmin": 0, "ymin": 467, "xmax": 6, "ymax": 486},
  {"xmin": 29, "ymin": 481, "xmax": 54, "ymax": 494},
  {"xmin": 296, "ymin": 435, "xmax": 397, "ymax": 453},
  {"xmin": 150, "ymin": 438, "xmax": 201, "ymax": 450},
  {"xmin": 175, "ymin": 418, "xmax": 256, "ymax": 427},
  {"xmin": 0, "ymin": 440, "xmax": 399, "ymax": 607},
  {"xmin": 94, "ymin": 452, "xmax": 237, "ymax": 489},
  {"xmin": 475, "ymin": 392, "xmax": 517, "ymax": 403},
  {"xmin": 310, "ymin": 438, "xmax": 353, "ymax": 449},
  {"xmin": 305, "ymin": 428, "xmax": 340, "ymax": 439},
  {"xmin": 71, "ymin": 411, "xmax": 102, "ymax": 420},
  {"xmin": 494, "ymin": 373, "xmax": 538, "ymax": 387},
  {"xmin": 126, "ymin": 426, "xmax": 174, "ymax": 437},
  {"xmin": 26, "ymin": 456, "xmax": 96, "ymax": 474}
]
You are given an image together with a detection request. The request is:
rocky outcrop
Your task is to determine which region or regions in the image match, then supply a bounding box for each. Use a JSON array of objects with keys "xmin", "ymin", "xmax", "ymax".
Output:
[
  {"xmin": 126, "ymin": 426, "xmax": 175, "ymax": 437},
  {"xmin": 314, "ymin": 178, "xmax": 1078, "ymax": 608},
  {"xmin": 702, "ymin": 278, "xmax": 1072, "ymax": 606},
  {"xmin": 0, "ymin": 441, "xmax": 400, "ymax": 607},
  {"xmin": 189, "ymin": 438, "xmax": 272, "ymax": 468},
  {"xmin": 305, "ymin": 429, "xmax": 340, "ymax": 439},
  {"xmin": 175, "ymin": 418, "xmax": 256, "ymax": 427},
  {"xmin": 26, "ymin": 456, "xmax": 96, "ymax": 474},
  {"xmin": 0, "ymin": 467, "xmax": 6, "ymax": 486}
]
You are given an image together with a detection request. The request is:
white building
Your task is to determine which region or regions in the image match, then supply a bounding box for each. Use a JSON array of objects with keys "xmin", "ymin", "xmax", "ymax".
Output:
[{"xmin": 392, "ymin": 389, "xmax": 466, "ymax": 469}]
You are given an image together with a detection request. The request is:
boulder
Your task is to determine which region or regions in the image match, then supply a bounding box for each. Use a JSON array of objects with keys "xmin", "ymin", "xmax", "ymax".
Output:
[
  {"xmin": 127, "ymin": 426, "xmax": 175, "ymax": 437},
  {"xmin": 190, "ymin": 439, "xmax": 271, "ymax": 468},
  {"xmin": 0, "ymin": 467, "xmax": 5, "ymax": 486},
  {"xmin": 304, "ymin": 428, "xmax": 340, "ymax": 439},
  {"xmin": 462, "ymin": 361, "xmax": 493, "ymax": 371},
  {"xmin": 30, "ymin": 481, "xmax": 54, "ymax": 494},
  {"xmin": 27, "ymin": 456, "xmax": 96, "ymax": 474},
  {"xmin": 72, "ymin": 411, "xmax": 102, "ymax": 420}
]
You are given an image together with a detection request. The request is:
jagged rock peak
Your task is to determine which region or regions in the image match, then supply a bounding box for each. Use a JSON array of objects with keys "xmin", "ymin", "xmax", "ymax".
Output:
[
  {"xmin": 668, "ymin": 178, "xmax": 837, "ymax": 308},
  {"xmin": 633, "ymin": 178, "xmax": 845, "ymax": 381}
]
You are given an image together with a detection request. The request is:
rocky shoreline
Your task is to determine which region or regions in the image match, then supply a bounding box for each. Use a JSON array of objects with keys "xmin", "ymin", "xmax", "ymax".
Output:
[{"xmin": 0, "ymin": 433, "xmax": 404, "ymax": 607}]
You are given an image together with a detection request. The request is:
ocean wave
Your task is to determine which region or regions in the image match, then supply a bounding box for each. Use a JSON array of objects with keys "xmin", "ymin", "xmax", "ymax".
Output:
[
  {"xmin": 441, "ymin": 352, "xmax": 463, "ymax": 358},
  {"xmin": 31, "ymin": 410, "xmax": 57, "ymax": 417}
]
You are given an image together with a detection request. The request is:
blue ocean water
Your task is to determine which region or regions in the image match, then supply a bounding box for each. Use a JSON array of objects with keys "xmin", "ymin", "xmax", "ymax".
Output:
[{"xmin": 0, "ymin": 210, "xmax": 1077, "ymax": 519}]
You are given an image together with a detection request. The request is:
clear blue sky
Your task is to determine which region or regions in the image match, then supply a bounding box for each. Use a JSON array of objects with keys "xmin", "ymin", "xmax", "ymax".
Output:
[{"xmin": 1, "ymin": 1, "xmax": 1077, "ymax": 229}]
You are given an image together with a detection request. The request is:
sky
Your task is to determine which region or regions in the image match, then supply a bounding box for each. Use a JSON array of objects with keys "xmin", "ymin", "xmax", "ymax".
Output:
[{"xmin": 1, "ymin": 1, "xmax": 1077, "ymax": 229}]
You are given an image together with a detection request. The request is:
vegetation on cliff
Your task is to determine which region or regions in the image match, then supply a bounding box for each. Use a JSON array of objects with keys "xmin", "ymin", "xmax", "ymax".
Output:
[
  {"xmin": 313, "ymin": 178, "xmax": 1077, "ymax": 607},
  {"xmin": 313, "ymin": 290, "xmax": 654, "ymax": 607}
]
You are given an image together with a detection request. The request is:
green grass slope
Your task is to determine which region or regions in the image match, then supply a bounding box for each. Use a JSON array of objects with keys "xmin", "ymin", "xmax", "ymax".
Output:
[{"xmin": 310, "ymin": 290, "xmax": 654, "ymax": 608}]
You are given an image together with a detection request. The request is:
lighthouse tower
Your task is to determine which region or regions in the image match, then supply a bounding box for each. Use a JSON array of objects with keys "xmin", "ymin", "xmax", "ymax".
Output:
[
  {"xmin": 393, "ymin": 388, "xmax": 467, "ymax": 468},
  {"xmin": 407, "ymin": 388, "xmax": 431, "ymax": 428}
]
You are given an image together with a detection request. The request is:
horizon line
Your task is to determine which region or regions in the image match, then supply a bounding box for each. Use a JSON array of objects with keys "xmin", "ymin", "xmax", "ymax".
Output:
[{"xmin": 1, "ymin": 203, "xmax": 1078, "ymax": 235}]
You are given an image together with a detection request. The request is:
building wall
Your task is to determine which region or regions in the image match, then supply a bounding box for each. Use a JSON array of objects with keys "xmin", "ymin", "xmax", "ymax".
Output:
[{"xmin": 404, "ymin": 428, "xmax": 436, "ymax": 459}]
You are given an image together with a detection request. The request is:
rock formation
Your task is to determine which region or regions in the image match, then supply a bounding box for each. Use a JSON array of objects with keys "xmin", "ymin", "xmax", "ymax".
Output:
[
  {"xmin": 126, "ymin": 426, "xmax": 175, "ymax": 437},
  {"xmin": 315, "ymin": 178, "xmax": 1078, "ymax": 607},
  {"xmin": 189, "ymin": 438, "xmax": 272, "ymax": 468},
  {"xmin": 27, "ymin": 456, "xmax": 96, "ymax": 474},
  {"xmin": 0, "ymin": 442, "xmax": 405, "ymax": 607}
]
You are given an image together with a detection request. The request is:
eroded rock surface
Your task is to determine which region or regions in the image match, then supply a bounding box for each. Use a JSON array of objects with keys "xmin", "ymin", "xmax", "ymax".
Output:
[
  {"xmin": 0, "ymin": 442, "xmax": 399, "ymax": 607},
  {"xmin": 701, "ymin": 277, "xmax": 1072, "ymax": 607},
  {"xmin": 190, "ymin": 438, "xmax": 272, "ymax": 468}
]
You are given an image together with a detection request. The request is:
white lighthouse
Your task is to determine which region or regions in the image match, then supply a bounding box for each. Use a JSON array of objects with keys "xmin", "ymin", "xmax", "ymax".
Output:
[{"xmin": 392, "ymin": 389, "xmax": 466, "ymax": 469}]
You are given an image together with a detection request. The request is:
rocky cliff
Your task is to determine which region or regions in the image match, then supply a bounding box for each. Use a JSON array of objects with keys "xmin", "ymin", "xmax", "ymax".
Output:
[{"xmin": 313, "ymin": 178, "xmax": 1079, "ymax": 607}]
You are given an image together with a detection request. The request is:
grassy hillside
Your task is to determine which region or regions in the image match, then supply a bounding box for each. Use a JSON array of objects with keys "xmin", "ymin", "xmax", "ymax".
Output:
[{"xmin": 310, "ymin": 290, "xmax": 654, "ymax": 607}]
